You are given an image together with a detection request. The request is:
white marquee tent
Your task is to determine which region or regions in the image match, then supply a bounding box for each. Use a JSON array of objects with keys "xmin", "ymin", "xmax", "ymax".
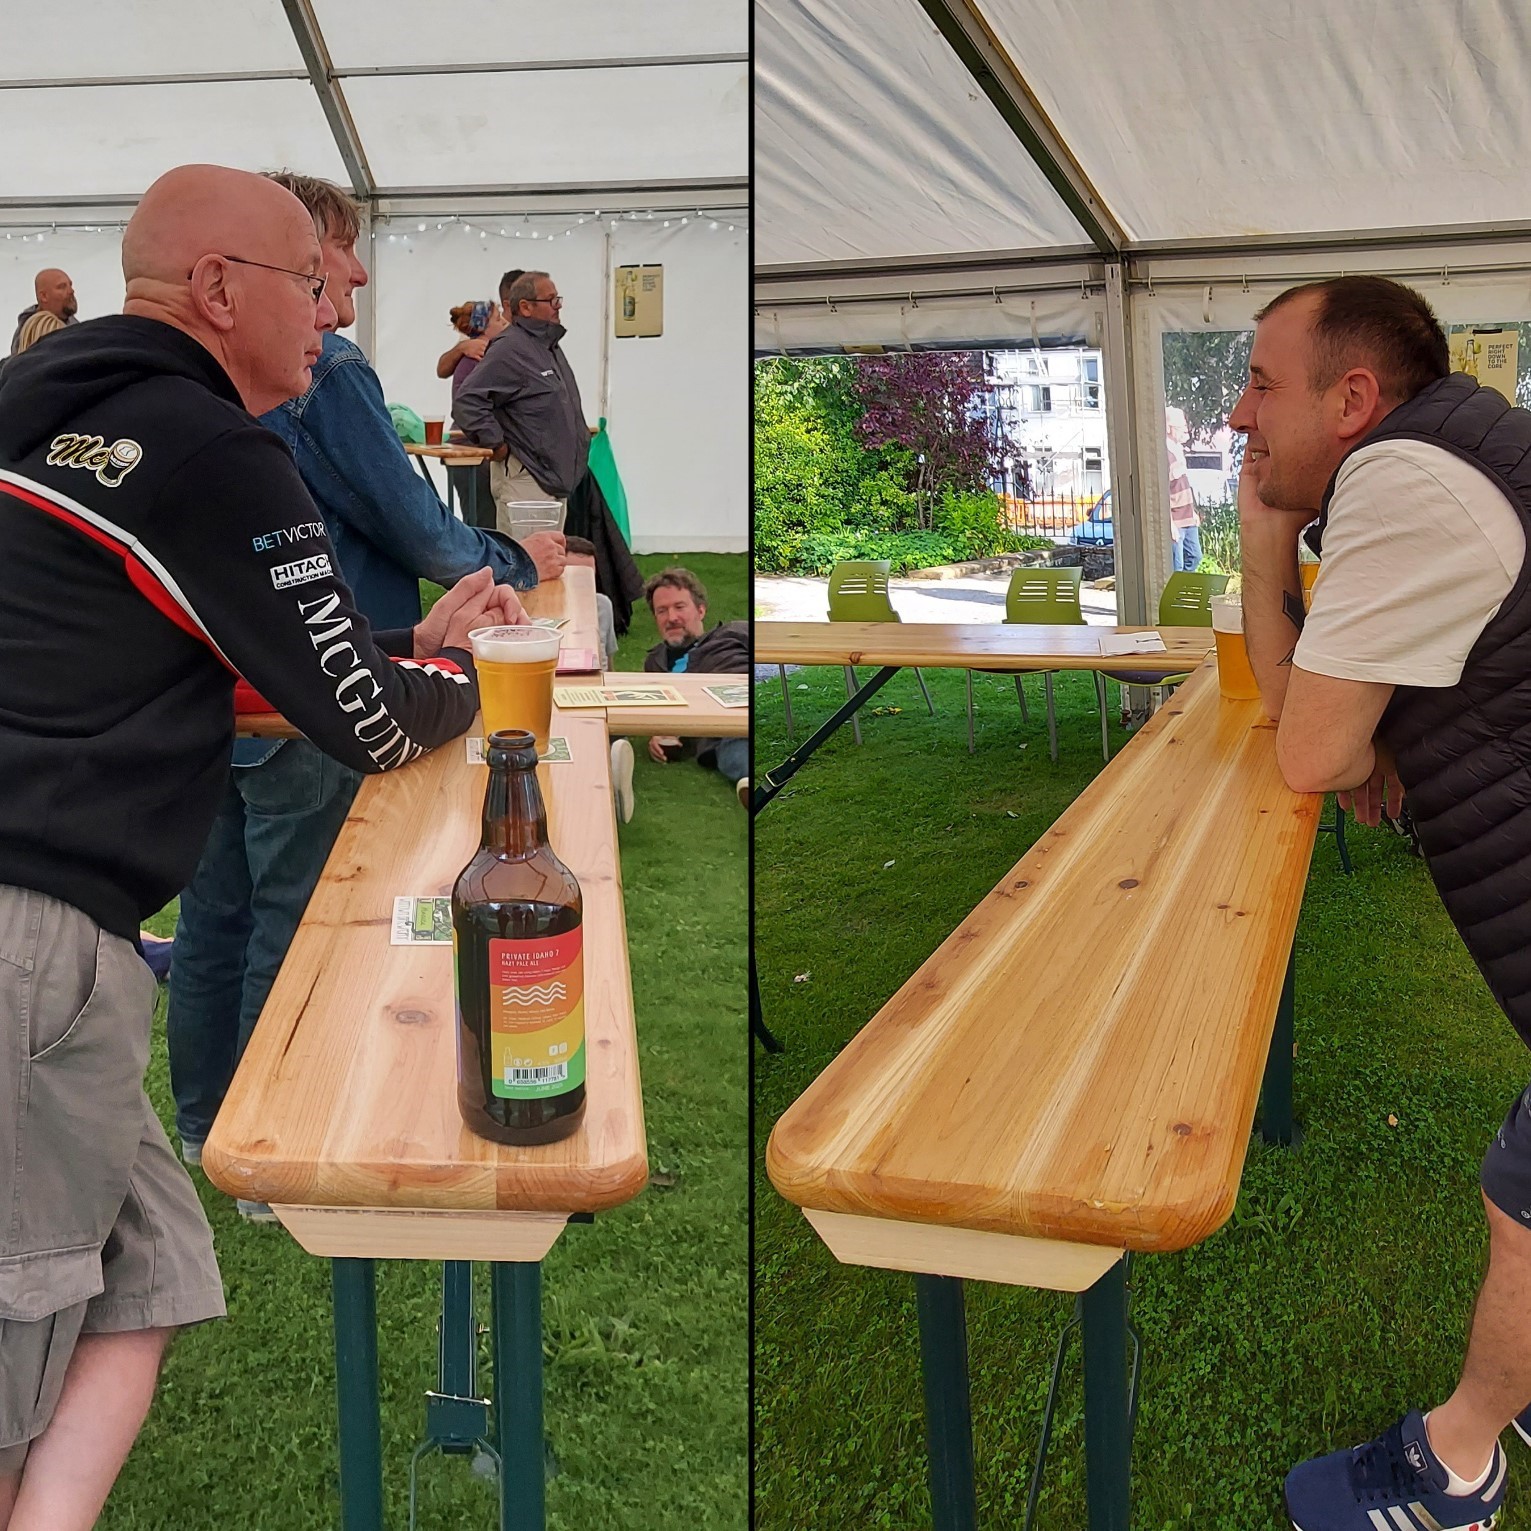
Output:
[
  {"xmin": 755, "ymin": 0, "xmax": 1531, "ymax": 613},
  {"xmin": 3, "ymin": 0, "xmax": 749, "ymax": 552}
]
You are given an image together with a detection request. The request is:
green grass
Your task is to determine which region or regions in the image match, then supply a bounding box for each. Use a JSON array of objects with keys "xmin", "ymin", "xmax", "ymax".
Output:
[
  {"xmin": 755, "ymin": 663, "xmax": 1531, "ymax": 1529},
  {"xmin": 104, "ymin": 556, "xmax": 746, "ymax": 1530}
]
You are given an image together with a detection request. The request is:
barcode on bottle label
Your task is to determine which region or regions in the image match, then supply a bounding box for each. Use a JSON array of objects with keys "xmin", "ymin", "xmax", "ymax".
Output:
[{"xmin": 506, "ymin": 1064, "xmax": 569, "ymax": 1086}]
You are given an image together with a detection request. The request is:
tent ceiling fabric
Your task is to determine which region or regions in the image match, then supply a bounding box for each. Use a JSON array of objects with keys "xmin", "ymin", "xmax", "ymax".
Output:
[
  {"xmin": 347, "ymin": 65, "xmax": 747, "ymax": 192},
  {"xmin": 2, "ymin": 0, "xmax": 746, "ymax": 203},
  {"xmin": 2, "ymin": 2, "xmax": 306, "ymax": 75},
  {"xmin": 758, "ymin": 0, "xmax": 1531, "ymax": 269},
  {"xmin": 314, "ymin": 0, "xmax": 745, "ymax": 68},
  {"xmin": 0, "ymin": 81, "xmax": 350, "ymax": 202},
  {"xmin": 754, "ymin": 0, "xmax": 1089, "ymax": 268},
  {"xmin": 984, "ymin": 0, "xmax": 1531, "ymax": 245}
]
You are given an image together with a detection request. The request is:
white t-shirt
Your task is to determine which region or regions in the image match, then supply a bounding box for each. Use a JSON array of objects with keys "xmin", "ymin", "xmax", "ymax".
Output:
[{"xmin": 1294, "ymin": 439, "xmax": 1526, "ymax": 687}]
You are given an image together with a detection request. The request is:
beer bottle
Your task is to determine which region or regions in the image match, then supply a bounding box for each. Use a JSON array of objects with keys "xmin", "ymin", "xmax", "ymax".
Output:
[{"xmin": 453, "ymin": 729, "xmax": 586, "ymax": 1144}]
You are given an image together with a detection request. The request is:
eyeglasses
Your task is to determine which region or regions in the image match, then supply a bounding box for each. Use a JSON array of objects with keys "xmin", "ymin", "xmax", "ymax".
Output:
[
  {"xmin": 526, "ymin": 293, "xmax": 563, "ymax": 309},
  {"xmin": 190, "ymin": 254, "xmax": 328, "ymax": 304}
]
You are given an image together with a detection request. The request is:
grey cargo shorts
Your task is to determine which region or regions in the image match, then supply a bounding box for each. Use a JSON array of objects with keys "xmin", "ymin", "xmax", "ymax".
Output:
[{"xmin": 0, "ymin": 886, "xmax": 225, "ymax": 1474}]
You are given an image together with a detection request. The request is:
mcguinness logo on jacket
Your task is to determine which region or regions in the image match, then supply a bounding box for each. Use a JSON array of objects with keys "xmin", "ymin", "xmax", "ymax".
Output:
[{"xmin": 297, "ymin": 588, "xmax": 468, "ymax": 770}]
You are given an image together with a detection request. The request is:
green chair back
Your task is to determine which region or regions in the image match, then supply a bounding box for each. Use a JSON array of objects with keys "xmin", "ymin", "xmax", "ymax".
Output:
[
  {"xmin": 828, "ymin": 560, "xmax": 900, "ymax": 623},
  {"xmin": 1004, "ymin": 565, "xmax": 1085, "ymax": 627},
  {"xmin": 1157, "ymin": 571, "xmax": 1230, "ymax": 627}
]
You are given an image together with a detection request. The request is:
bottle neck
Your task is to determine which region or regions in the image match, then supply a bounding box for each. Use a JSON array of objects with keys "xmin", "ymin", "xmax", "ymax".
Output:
[{"xmin": 482, "ymin": 763, "xmax": 548, "ymax": 857}]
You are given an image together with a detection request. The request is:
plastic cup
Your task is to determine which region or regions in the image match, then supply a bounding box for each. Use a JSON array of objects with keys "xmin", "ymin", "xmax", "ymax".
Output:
[
  {"xmin": 1210, "ymin": 595, "xmax": 1260, "ymax": 700},
  {"xmin": 424, "ymin": 417, "xmax": 445, "ymax": 446},
  {"xmin": 506, "ymin": 499, "xmax": 564, "ymax": 539},
  {"xmin": 1299, "ymin": 559, "xmax": 1320, "ymax": 610},
  {"xmin": 469, "ymin": 626, "xmax": 561, "ymax": 752}
]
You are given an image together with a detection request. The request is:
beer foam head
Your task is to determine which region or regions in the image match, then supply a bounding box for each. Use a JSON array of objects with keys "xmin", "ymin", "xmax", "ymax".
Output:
[
  {"xmin": 1209, "ymin": 594, "xmax": 1243, "ymax": 634},
  {"xmin": 469, "ymin": 625, "xmax": 561, "ymax": 664}
]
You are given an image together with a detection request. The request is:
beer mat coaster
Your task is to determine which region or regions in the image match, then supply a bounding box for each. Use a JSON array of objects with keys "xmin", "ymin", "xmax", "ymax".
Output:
[
  {"xmin": 530, "ymin": 617, "xmax": 569, "ymax": 630},
  {"xmin": 1099, "ymin": 632, "xmax": 1168, "ymax": 656},
  {"xmin": 702, "ymin": 683, "xmax": 749, "ymax": 708},
  {"xmin": 466, "ymin": 736, "xmax": 572, "ymax": 765},
  {"xmin": 556, "ymin": 647, "xmax": 601, "ymax": 674},
  {"xmin": 554, "ymin": 684, "xmax": 688, "ymax": 708},
  {"xmin": 391, "ymin": 896, "xmax": 453, "ymax": 945}
]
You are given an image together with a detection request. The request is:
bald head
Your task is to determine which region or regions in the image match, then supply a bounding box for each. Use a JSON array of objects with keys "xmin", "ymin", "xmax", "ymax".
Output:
[
  {"xmin": 121, "ymin": 164, "xmax": 337, "ymax": 416},
  {"xmin": 123, "ymin": 165, "xmax": 315, "ymax": 290},
  {"xmin": 34, "ymin": 268, "xmax": 75, "ymax": 319}
]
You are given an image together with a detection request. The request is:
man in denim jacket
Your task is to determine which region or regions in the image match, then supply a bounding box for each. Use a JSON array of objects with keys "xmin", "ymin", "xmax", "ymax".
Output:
[{"xmin": 165, "ymin": 174, "xmax": 583, "ymax": 1212}]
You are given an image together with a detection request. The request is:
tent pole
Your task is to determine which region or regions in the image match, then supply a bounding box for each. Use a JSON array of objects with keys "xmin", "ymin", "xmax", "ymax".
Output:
[
  {"xmin": 599, "ymin": 224, "xmax": 614, "ymax": 421},
  {"xmin": 355, "ymin": 204, "xmax": 377, "ymax": 360},
  {"xmin": 1102, "ymin": 262, "xmax": 1149, "ymax": 629}
]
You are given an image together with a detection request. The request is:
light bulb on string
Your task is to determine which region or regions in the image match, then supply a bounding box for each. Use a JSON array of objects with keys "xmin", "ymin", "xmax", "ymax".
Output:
[{"xmin": 417, "ymin": 222, "xmax": 426, "ymax": 232}]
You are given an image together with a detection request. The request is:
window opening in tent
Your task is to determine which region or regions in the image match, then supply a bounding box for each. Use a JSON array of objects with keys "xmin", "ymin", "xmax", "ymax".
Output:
[{"xmin": 1161, "ymin": 329, "xmax": 1253, "ymax": 577}]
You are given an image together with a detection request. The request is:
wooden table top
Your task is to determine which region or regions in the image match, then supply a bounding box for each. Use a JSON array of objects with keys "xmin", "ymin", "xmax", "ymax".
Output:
[
  {"xmin": 404, "ymin": 441, "xmax": 494, "ymax": 463},
  {"xmin": 597, "ymin": 672, "xmax": 750, "ymax": 738},
  {"xmin": 755, "ymin": 621, "xmax": 1214, "ymax": 672},
  {"xmin": 766, "ymin": 663, "xmax": 1319, "ymax": 1254},
  {"xmin": 205, "ymin": 567, "xmax": 647, "ymax": 1214}
]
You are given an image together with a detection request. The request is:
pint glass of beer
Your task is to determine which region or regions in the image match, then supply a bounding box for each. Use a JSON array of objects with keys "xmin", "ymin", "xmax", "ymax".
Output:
[
  {"xmin": 469, "ymin": 626, "xmax": 561, "ymax": 753},
  {"xmin": 1210, "ymin": 594, "xmax": 1260, "ymax": 701}
]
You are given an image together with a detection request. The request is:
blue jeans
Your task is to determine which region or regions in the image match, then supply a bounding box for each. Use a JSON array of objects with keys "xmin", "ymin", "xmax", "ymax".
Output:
[
  {"xmin": 1172, "ymin": 523, "xmax": 1202, "ymax": 572},
  {"xmin": 166, "ymin": 741, "xmax": 362, "ymax": 1145},
  {"xmin": 712, "ymin": 737, "xmax": 748, "ymax": 784}
]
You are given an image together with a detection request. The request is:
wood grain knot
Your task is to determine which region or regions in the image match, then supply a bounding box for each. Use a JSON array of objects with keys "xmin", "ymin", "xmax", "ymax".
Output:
[
  {"xmin": 1172, "ymin": 1122, "xmax": 1192, "ymax": 1136},
  {"xmin": 393, "ymin": 1008, "xmax": 432, "ymax": 1026},
  {"xmin": 1118, "ymin": 878, "xmax": 1139, "ymax": 889},
  {"xmin": 1013, "ymin": 879, "xmax": 1030, "ymax": 890}
]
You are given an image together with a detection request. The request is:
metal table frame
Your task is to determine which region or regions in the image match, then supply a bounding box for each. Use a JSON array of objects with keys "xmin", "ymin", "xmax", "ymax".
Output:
[{"xmin": 329, "ymin": 1215, "xmax": 594, "ymax": 1530}]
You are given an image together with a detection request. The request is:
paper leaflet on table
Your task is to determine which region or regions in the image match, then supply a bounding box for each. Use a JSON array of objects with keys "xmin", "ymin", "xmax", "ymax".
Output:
[
  {"xmin": 390, "ymin": 896, "xmax": 453, "ymax": 945},
  {"xmin": 554, "ymin": 684, "xmax": 688, "ymax": 708},
  {"xmin": 702, "ymin": 683, "xmax": 749, "ymax": 708},
  {"xmin": 1098, "ymin": 632, "xmax": 1168, "ymax": 656},
  {"xmin": 466, "ymin": 736, "xmax": 572, "ymax": 764}
]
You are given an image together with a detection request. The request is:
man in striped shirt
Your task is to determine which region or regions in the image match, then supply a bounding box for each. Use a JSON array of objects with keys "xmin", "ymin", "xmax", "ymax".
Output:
[{"xmin": 8, "ymin": 268, "xmax": 78, "ymax": 355}]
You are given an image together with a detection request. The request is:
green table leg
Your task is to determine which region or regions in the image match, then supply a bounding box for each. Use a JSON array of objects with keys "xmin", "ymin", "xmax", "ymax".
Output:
[
  {"xmin": 492, "ymin": 1262, "xmax": 544, "ymax": 1531},
  {"xmin": 1260, "ymin": 947, "xmax": 1299, "ymax": 1147},
  {"xmin": 914, "ymin": 1274, "xmax": 978, "ymax": 1531},
  {"xmin": 1080, "ymin": 1260, "xmax": 1131, "ymax": 1531},
  {"xmin": 332, "ymin": 1258, "xmax": 384, "ymax": 1531}
]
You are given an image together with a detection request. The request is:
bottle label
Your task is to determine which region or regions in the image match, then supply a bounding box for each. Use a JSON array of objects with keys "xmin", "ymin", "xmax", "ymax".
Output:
[{"xmin": 487, "ymin": 927, "xmax": 585, "ymax": 1100}]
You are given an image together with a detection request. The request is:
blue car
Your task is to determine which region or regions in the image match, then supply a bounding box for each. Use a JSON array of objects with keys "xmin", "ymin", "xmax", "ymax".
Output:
[{"xmin": 1070, "ymin": 490, "xmax": 1113, "ymax": 545}]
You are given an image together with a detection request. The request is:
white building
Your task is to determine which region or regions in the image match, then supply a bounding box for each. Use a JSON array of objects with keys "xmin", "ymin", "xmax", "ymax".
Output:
[{"xmin": 983, "ymin": 347, "xmax": 1108, "ymax": 500}]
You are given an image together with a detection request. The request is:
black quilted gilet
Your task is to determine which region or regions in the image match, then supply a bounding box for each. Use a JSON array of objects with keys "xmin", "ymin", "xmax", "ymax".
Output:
[{"xmin": 1307, "ymin": 372, "xmax": 1531, "ymax": 1045}]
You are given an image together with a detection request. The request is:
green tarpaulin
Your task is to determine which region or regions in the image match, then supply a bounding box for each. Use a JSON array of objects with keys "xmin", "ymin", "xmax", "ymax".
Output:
[{"xmin": 588, "ymin": 418, "xmax": 631, "ymax": 545}]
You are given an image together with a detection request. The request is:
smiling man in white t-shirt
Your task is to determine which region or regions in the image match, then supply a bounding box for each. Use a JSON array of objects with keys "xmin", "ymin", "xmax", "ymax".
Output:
[{"xmin": 1232, "ymin": 276, "xmax": 1531, "ymax": 1531}]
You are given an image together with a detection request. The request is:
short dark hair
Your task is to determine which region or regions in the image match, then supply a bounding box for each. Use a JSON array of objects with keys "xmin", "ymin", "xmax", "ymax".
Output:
[
  {"xmin": 262, "ymin": 170, "xmax": 363, "ymax": 244},
  {"xmin": 504, "ymin": 270, "xmax": 550, "ymax": 314},
  {"xmin": 498, "ymin": 268, "xmax": 525, "ymax": 302},
  {"xmin": 1255, "ymin": 276, "xmax": 1448, "ymax": 403},
  {"xmin": 643, "ymin": 567, "xmax": 707, "ymax": 609}
]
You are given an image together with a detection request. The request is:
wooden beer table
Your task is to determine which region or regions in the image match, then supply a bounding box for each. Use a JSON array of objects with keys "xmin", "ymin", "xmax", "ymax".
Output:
[
  {"xmin": 752, "ymin": 621, "xmax": 1213, "ymax": 809},
  {"xmin": 404, "ymin": 440, "xmax": 495, "ymax": 529},
  {"xmin": 206, "ymin": 568, "xmax": 645, "ymax": 1530},
  {"xmin": 765, "ymin": 664, "xmax": 1319, "ymax": 1529},
  {"xmin": 235, "ymin": 669, "xmax": 747, "ymax": 743},
  {"xmin": 596, "ymin": 671, "xmax": 750, "ymax": 739}
]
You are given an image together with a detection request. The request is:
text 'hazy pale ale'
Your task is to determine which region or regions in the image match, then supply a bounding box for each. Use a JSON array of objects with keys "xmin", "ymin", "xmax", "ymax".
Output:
[
  {"xmin": 469, "ymin": 625, "xmax": 559, "ymax": 753},
  {"xmin": 453, "ymin": 729, "xmax": 586, "ymax": 1145}
]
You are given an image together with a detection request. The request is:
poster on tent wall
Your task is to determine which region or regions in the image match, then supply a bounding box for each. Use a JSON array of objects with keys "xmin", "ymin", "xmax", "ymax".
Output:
[
  {"xmin": 1449, "ymin": 327, "xmax": 1518, "ymax": 403},
  {"xmin": 615, "ymin": 265, "xmax": 663, "ymax": 337}
]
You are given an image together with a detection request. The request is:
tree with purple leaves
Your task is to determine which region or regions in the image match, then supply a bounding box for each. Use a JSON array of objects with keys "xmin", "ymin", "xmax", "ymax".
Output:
[{"xmin": 851, "ymin": 352, "xmax": 1002, "ymax": 528}]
